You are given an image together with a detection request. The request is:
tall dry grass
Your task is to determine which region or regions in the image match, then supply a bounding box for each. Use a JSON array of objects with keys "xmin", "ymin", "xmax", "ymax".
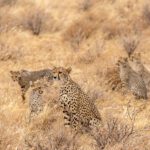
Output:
[{"xmin": 0, "ymin": 0, "xmax": 150, "ymax": 149}]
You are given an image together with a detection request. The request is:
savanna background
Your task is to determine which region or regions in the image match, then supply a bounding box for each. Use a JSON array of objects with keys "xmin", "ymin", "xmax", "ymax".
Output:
[{"xmin": 0, "ymin": 0, "xmax": 150, "ymax": 149}]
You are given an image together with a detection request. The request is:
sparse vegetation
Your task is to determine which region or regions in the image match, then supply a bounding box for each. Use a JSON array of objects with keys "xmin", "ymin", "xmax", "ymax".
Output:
[
  {"xmin": 102, "ymin": 21, "xmax": 121, "ymax": 40},
  {"xmin": 121, "ymin": 34, "xmax": 140, "ymax": 57},
  {"xmin": 104, "ymin": 67, "xmax": 122, "ymax": 91},
  {"xmin": 0, "ymin": 41, "xmax": 23, "ymax": 62},
  {"xmin": 91, "ymin": 118, "xmax": 134, "ymax": 149},
  {"xmin": 63, "ymin": 14, "xmax": 99, "ymax": 50},
  {"xmin": 79, "ymin": 0, "xmax": 93, "ymax": 11},
  {"xmin": 23, "ymin": 8, "xmax": 47, "ymax": 35},
  {"xmin": 0, "ymin": 0, "xmax": 150, "ymax": 149},
  {"xmin": 78, "ymin": 40, "xmax": 105, "ymax": 64},
  {"xmin": 143, "ymin": 3, "xmax": 150, "ymax": 25},
  {"xmin": 0, "ymin": 0, "xmax": 16, "ymax": 6}
]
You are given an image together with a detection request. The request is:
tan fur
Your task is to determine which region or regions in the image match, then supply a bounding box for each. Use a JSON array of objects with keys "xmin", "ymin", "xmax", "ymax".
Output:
[
  {"xmin": 52, "ymin": 67, "xmax": 102, "ymax": 132},
  {"xmin": 10, "ymin": 69, "xmax": 52, "ymax": 102},
  {"xmin": 117, "ymin": 57, "xmax": 147, "ymax": 99},
  {"xmin": 129, "ymin": 53, "xmax": 150, "ymax": 89}
]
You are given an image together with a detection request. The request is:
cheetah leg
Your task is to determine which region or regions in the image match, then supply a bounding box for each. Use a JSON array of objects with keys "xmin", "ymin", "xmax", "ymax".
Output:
[
  {"xmin": 63, "ymin": 110, "xmax": 71, "ymax": 127},
  {"xmin": 21, "ymin": 92, "xmax": 26, "ymax": 102},
  {"xmin": 89, "ymin": 118, "xmax": 102, "ymax": 130},
  {"xmin": 70, "ymin": 114, "xmax": 83, "ymax": 133},
  {"xmin": 21, "ymin": 85, "xmax": 29, "ymax": 103},
  {"xmin": 28, "ymin": 111, "xmax": 33, "ymax": 123}
]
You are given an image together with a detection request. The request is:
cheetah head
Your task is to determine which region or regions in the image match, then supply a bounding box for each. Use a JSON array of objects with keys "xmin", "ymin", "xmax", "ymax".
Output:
[
  {"xmin": 129, "ymin": 53, "xmax": 141, "ymax": 64},
  {"xmin": 10, "ymin": 71, "xmax": 21, "ymax": 82},
  {"xmin": 116, "ymin": 57, "xmax": 129, "ymax": 69},
  {"xmin": 52, "ymin": 67, "xmax": 72, "ymax": 82}
]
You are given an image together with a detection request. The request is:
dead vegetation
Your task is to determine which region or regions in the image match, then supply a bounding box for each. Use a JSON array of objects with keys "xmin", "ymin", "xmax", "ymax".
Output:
[
  {"xmin": 63, "ymin": 13, "xmax": 100, "ymax": 50},
  {"xmin": 22, "ymin": 7, "xmax": 61, "ymax": 35},
  {"xmin": 104, "ymin": 67, "xmax": 122, "ymax": 91},
  {"xmin": 24, "ymin": 129, "xmax": 79, "ymax": 150},
  {"xmin": 0, "ymin": 0, "xmax": 150, "ymax": 149},
  {"xmin": 0, "ymin": 41, "xmax": 23, "ymax": 62},
  {"xmin": 22, "ymin": 8, "xmax": 46, "ymax": 35},
  {"xmin": 91, "ymin": 118, "xmax": 134, "ymax": 150},
  {"xmin": 0, "ymin": 7, "xmax": 19, "ymax": 33},
  {"xmin": 78, "ymin": 0, "xmax": 93, "ymax": 11},
  {"xmin": 78, "ymin": 40, "xmax": 105, "ymax": 64},
  {"xmin": 102, "ymin": 20, "xmax": 121, "ymax": 40},
  {"xmin": 121, "ymin": 34, "xmax": 140, "ymax": 57},
  {"xmin": 0, "ymin": 0, "xmax": 16, "ymax": 6},
  {"xmin": 143, "ymin": 3, "xmax": 150, "ymax": 25}
]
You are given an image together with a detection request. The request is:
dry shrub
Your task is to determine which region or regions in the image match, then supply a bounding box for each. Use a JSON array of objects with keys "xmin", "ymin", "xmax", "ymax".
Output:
[
  {"xmin": 63, "ymin": 13, "xmax": 100, "ymax": 50},
  {"xmin": 104, "ymin": 67, "xmax": 122, "ymax": 91},
  {"xmin": 143, "ymin": 3, "xmax": 150, "ymax": 25},
  {"xmin": 22, "ymin": 7, "xmax": 60, "ymax": 35},
  {"xmin": 78, "ymin": 40, "xmax": 105, "ymax": 64},
  {"xmin": 0, "ymin": 0, "xmax": 16, "ymax": 6},
  {"xmin": 0, "ymin": 41, "xmax": 23, "ymax": 62},
  {"xmin": 78, "ymin": 50, "xmax": 96, "ymax": 64},
  {"xmin": 121, "ymin": 34, "xmax": 140, "ymax": 57},
  {"xmin": 24, "ymin": 129, "xmax": 78, "ymax": 150},
  {"xmin": 91, "ymin": 118, "xmax": 134, "ymax": 150},
  {"xmin": 78, "ymin": 0, "xmax": 93, "ymax": 11},
  {"xmin": 23, "ymin": 8, "xmax": 46, "ymax": 35},
  {"xmin": 0, "ymin": 7, "xmax": 19, "ymax": 33},
  {"xmin": 102, "ymin": 20, "xmax": 121, "ymax": 40},
  {"xmin": 87, "ymin": 88, "xmax": 103, "ymax": 102},
  {"xmin": 22, "ymin": 109, "xmax": 79, "ymax": 150}
]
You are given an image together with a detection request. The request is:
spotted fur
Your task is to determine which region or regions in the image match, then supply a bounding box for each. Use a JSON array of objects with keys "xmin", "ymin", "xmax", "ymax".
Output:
[
  {"xmin": 117, "ymin": 57, "xmax": 147, "ymax": 99},
  {"xmin": 129, "ymin": 53, "xmax": 150, "ymax": 89},
  {"xmin": 29, "ymin": 86, "xmax": 44, "ymax": 122},
  {"xmin": 52, "ymin": 67, "xmax": 102, "ymax": 132},
  {"xmin": 10, "ymin": 69, "xmax": 52, "ymax": 102}
]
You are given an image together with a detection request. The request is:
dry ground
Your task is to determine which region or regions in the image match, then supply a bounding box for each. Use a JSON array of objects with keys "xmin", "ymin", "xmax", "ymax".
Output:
[{"xmin": 0, "ymin": 0, "xmax": 150, "ymax": 149}]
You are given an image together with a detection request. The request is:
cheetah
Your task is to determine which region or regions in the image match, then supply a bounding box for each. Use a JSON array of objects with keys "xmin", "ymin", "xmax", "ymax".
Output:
[
  {"xmin": 10, "ymin": 69, "xmax": 52, "ymax": 102},
  {"xmin": 117, "ymin": 57, "xmax": 147, "ymax": 99},
  {"xmin": 51, "ymin": 67, "xmax": 102, "ymax": 132},
  {"xmin": 28, "ymin": 86, "xmax": 44, "ymax": 122},
  {"xmin": 129, "ymin": 53, "xmax": 150, "ymax": 89}
]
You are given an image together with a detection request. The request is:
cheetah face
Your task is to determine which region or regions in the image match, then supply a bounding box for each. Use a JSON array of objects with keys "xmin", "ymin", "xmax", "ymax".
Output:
[
  {"xmin": 36, "ymin": 87, "xmax": 43, "ymax": 94},
  {"xmin": 52, "ymin": 67, "xmax": 72, "ymax": 82},
  {"xmin": 129, "ymin": 53, "xmax": 141, "ymax": 64},
  {"xmin": 10, "ymin": 71, "xmax": 21, "ymax": 82},
  {"xmin": 116, "ymin": 57, "xmax": 128, "ymax": 69}
]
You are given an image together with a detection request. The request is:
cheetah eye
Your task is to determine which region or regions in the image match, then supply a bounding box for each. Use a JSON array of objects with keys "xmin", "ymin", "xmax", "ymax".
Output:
[{"xmin": 59, "ymin": 71, "xmax": 62, "ymax": 74}]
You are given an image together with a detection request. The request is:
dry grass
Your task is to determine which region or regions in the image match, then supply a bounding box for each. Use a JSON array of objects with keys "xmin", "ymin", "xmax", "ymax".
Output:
[
  {"xmin": 120, "ymin": 33, "xmax": 140, "ymax": 57},
  {"xmin": 143, "ymin": 3, "xmax": 150, "ymax": 25},
  {"xmin": 0, "ymin": 41, "xmax": 23, "ymax": 62},
  {"xmin": 22, "ymin": 8, "xmax": 47, "ymax": 35},
  {"xmin": 104, "ymin": 67, "xmax": 122, "ymax": 91},
  {"xmin": 0, "ymin": 0, "xmax": 16, "ymax": 6},
  {"xmin": 22, "ymin": 7, "xmax": 60, "ymax": 35},
  {"xmin": 78, "ymin": 0, "xmax": 93, "ymax": 11},
  {"xmin": 91, "ymin": 118, "xmax": 134, "ymax": 150},
  {"xmin": 0, "ymin": 0, "xmax": 150, "ymax": 149},
  {"xmin": 63, "ymin": 13, "xmax": 100, "ymax": 50}
]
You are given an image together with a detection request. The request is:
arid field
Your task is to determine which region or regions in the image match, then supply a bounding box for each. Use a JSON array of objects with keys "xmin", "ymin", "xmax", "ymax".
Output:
[{"xmin": 0, "ymin": 0, "xmax": 150, "ymax": 149}]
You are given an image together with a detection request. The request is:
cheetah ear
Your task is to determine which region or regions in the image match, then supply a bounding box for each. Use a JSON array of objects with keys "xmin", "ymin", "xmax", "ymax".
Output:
[
  {"xmin": 10, "ymin": 71, "xmax": 14, "ymax": 75},
  {"xmin": 66, "ymin": 67, "xmax": 72, "ymax": 74},
  {"xmin": 10, "ymin": 71, "xmax": 18, "ymax": 75}
]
